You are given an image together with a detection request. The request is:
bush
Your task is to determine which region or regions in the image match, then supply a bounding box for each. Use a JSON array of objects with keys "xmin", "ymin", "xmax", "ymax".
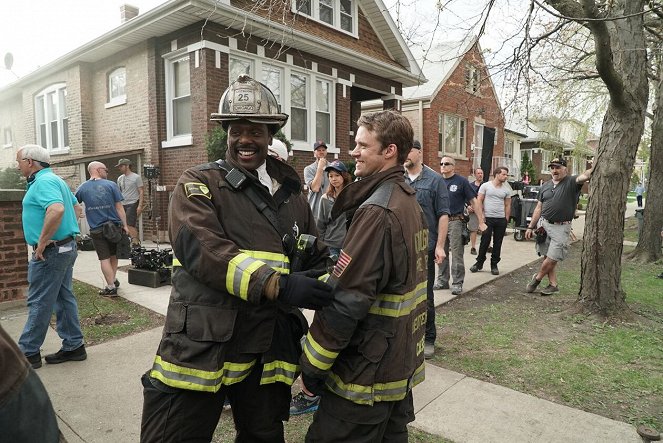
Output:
[{"xmin": 0, "ymin": 167, "xmax": 26, "ymax": 189}]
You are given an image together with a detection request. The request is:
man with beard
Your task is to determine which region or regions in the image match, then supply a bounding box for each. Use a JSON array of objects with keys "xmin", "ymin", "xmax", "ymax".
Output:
[
  {"xmin": 140, "ymin": 75, "xmax": 333, "ymax": 442},
  {"xmin": 404, "ymin": 140, "xmax": 449, "ymax": 358},
  {"xmin": 525, "ymin": 158, "xmax": 593, "ymax": 295}
]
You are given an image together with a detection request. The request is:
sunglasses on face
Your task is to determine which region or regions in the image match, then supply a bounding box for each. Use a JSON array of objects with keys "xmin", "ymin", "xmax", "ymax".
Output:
[{"xmin": 440, "ymin": 162, "xmax": 454, "ymax": 166}]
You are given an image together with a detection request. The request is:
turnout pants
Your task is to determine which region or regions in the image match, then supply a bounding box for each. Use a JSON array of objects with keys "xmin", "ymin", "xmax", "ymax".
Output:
[
  {"xmin": 140, "ymin": 363, "xmax": 291, "ymax": 443},
  {"xmin": 306, "ymin": 391, "xmax": 415, "ymax": 443}
]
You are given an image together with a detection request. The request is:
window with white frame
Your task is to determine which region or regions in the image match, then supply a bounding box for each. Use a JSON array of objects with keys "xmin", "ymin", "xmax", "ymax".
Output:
[
  {"xmin": 465, "ymin": 64, "xmax": 480, "ymax": 94},
  {"xmin": 316, "ymin": 79, "xmax": 331, "ymax": 143},
  {"xmin": 474, "ymin": 123, "xmax": 484, "ymax": 151},
  {"xmin": 164, "ymin": 56, "xmax": 191, "ymax": 145},
  {"xmin": 438, "ymin": 113, "xmax": 466, "ymax": 156},
  {"xmin": 35, "ymin": 83, "xmax": 69, "ymax": 152},
  {"xmin": 293, "ymin": 0, "xmax": 356, "ymax": 34},
  {"xmin": 3, "ymin": 128, "xmax": 12, "ymax": 148},
  {"xmin": 290, "ymin": 73, "xmax": 308, "ymax": 142},
  {"xmin": 541, "ymin": 150, "xmax": 551, "ymax": 173},
  {"xmin": 108, "ymin": 67, "xmax": 126, "ymax": 105},
  {"xmin": 262, "ymin": 64, "xmax": 282, "ymax": 105},
  {"xmin": 229, "ymin": 56, "xmax": 253, "ymax": 83},
  {"xmin": 505, "ymin": 139, "xmax": 514, "ymax": 159}
]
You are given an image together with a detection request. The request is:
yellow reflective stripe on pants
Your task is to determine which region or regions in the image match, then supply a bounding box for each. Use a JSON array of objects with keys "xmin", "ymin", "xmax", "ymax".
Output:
[
  {"xmin": 240, "ymin": 250, "xmax": 290, "ymax": 274},
  {"xmin": 368, "ymin": 281, "xmax": 427, "ymax": 317},
  {"xmin": 226, "ymin": 253, "xmax": 264, "ymax": 300},
  {"xmin": 150, "ymin": 355, "xmax": 256, "ymax": 392},
  {"xmin": 260, "ymin": 360, "xmax": 299, "ymax": 385},
  {"xmin": 327, "ymin": 361, "xmax": 426, "ymax": 405},
  {"xmin": 303, "ymin": 332, "xmax": 339, "ymax": 371}
]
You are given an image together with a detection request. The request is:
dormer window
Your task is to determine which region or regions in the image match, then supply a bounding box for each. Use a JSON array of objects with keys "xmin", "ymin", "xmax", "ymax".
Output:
[{"xmin": 293, "ymin": 0, "xmax": 357, "ymax": 35}]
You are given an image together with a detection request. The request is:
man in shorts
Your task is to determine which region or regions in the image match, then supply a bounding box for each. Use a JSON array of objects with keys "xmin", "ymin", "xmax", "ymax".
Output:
[
  {"xmin": 525, "ymin": 158, "xmax": 593, "ymax": 295},
  {"xmin": 115, "ymin": 159, "xmax": 143, "ymax": 246},
  {"xmin": 76, "ymin": 161, "xmax": 129, "ymax": 296}
]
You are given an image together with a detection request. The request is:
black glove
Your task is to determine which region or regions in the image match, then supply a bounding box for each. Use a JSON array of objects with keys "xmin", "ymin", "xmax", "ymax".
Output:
[
  {"xmin": 302, "ymin": 371, "xmax": 327, "ymax": 396},
  {"xmin": 278, "ymin": 274, "xmax": 333, "ymax": 310}
]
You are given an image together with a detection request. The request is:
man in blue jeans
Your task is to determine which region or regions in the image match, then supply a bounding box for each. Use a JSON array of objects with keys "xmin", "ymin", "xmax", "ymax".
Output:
[
  {"xmin": 16, "ymin": 144, "xmax": 86, "ymax": 369},
  {"xmin": 404, "ymin": 140, "xmax": 449, "ymax": 358}
]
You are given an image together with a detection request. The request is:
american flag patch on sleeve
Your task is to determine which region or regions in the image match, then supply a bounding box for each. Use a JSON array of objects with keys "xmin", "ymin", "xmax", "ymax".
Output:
[{"xmin": 332, "ymin": 250, "xmax": 352, "ymax": 278}]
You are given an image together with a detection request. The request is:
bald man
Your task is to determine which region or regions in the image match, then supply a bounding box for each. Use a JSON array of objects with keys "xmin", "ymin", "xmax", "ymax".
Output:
[{"xmin": 75, "ymin": 161, "xmax": 129, "ymax": 296}]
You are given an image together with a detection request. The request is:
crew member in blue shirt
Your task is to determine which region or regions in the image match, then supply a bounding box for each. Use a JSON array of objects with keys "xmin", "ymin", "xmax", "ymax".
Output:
[
  {"xmin": 16, "ymin": 144, "xmax": 86, "ymax": 369},
  {"xmin": 404, "ymin": 140, "xmax": 449, "ymax": 358}
]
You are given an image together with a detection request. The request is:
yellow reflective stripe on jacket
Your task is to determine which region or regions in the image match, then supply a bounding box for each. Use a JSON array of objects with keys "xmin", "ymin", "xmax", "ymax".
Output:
[
  {"xmin": 368, "ymin": 281, "xmax": 427, "ymax": 318},
  {"xmin": 318, "ymin": 273, "xmax": 330, "ymax": 282},
  {"xmin": 226, "ymin": 253, "xmax": 265, "ymax": 300},
  {"xmin": 260, "ymin": 360, "xmax": 299, "ymax": 385},
  {"xmin": 150, "ymin": 355, "xmax": 256, "ymax": 392},
  {"xmin": 240, "ymin": 250, "xmax": 290, "ymax": 274},
  {"xmin": 327, "ymin": 361, "xmax": 426, "ymax": 405},
  {"xmin": 172, "ymin": 258, "xmax": 181, "ymax": 267},
  {"xmin": 303, "ymin": 332, "xmax": 339, "ymax": 371}
]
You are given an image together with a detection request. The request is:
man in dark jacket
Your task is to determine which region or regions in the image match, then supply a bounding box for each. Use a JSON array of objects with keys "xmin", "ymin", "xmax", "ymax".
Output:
[
  {"xmin": 301, "ymin": 110, "xmax": 428, "ymax": 442},
  {"xmin": 140, "ymin": 75, "xmax": 333, "ymax": 443}
]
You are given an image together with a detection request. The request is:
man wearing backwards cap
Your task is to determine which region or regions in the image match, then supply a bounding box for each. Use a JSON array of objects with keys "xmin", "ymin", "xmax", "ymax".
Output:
[
  {"xmin": 525, "ymin": 157, "xmax": 593, "ymax": 295},
  {"xmin": 304, "ymin": 140, "xmax": 330, "ymax": 221},
  {"xmin": 115, "ymin": 158, "xmax": 143, "ymax": 246},
  {"xmin": 141, "ymin": 75, "xmax": 332, "ymax": 442}
]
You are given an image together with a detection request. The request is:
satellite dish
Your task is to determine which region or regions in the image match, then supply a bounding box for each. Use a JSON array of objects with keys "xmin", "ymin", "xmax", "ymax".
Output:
[{"xmin": 4, "ymin": 53, "xmax": 13, "ymax": 70}]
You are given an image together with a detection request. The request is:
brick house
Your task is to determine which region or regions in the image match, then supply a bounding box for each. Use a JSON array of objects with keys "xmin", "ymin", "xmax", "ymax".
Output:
[
  {"xmin": 362, "ymin": 37, "xmax": 506, "ymax": 179},
  {"xmin": 520, "ymin": 117, "xmax": 597, "ymax": 184},
  {"xmin": 0, "ymin": 0, "xmax": 423, "ymax": 241}
]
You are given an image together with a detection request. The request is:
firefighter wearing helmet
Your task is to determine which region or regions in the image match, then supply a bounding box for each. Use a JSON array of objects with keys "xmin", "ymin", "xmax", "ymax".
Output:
[{"xmin": 140, "ymin": 76, "xmax": 333, "ymax": 442}]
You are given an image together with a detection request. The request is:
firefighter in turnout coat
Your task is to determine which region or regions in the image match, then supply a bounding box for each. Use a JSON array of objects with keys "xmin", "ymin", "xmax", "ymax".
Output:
[
  {"xmin": 140, "ymin": 75, "xmax": 333, "ymax": 443},
  {"xmin": 301, "ymin": 110, "xmax": 428, "ymax": 442}
]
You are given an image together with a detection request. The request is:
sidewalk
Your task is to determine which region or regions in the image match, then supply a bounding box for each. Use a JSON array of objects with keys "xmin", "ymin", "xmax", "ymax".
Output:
[{"xmin": 0, "ymin": 204, "xmax": 642, "ymax": 442}]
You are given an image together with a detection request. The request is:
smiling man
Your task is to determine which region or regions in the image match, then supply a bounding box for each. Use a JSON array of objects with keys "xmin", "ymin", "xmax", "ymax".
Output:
[
  {"xmin": 301, "ymin": 110, "xmax": 428, "ymax": 441},
  {"xmin": 140, "ymin": 75, "xmax": 333, "ymax": 443},
  {"xmin": 525, "ymin": 157, "xmax": 593, "ymax": 295}
]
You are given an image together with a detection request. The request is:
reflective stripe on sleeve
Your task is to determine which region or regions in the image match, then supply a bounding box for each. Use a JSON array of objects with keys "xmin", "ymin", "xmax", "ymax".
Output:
[
  {"xmin": 303, "ymin": 332, "xmax": 339, "ymax": 371},
  {"xmin": 226, "ymin": 253, "xmax": 265, "ymax": 300},
  {"xmin": 368, "ymin": 281, "xmax": 427, "ymax": 318},
  {"xmin": 150, "ymin": 356, "xmax": 256, "ymax": 392},
  {"xmin": 240, "ymin": 250, "xmax": 290, "ymax": 274},
  {"xmin": 260, "ymin": 360, "xmax": 299, "ymax": 385}
]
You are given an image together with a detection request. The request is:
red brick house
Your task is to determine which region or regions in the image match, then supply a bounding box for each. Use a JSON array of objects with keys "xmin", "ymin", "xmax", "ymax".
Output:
[
  {"xmin": 363, "ymin": 37, "xmax": 506, "ymax": 178},
  {"xmin": 0, "ymin": 0, "xmax": 423, "ymax": 241}
]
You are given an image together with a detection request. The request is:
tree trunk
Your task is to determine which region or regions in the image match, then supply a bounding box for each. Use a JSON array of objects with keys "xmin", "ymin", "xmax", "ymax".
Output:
[
  {"xmin": 576, "ymin": 0, "xmax": 649, "ymax": 316},
  {"xmin": 627, "ymin": 61, "xmax": 663, "ymax": 262}
]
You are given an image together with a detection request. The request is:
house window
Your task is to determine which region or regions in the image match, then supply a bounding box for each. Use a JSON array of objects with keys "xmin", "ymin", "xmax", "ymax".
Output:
[
  {"xmin": 229, "ymin": 56, "xmax": 253, "ymax": 83},
  {"xmin": 163, "ymin": 56, "xmax": 191, "ymax": 147},
  {"xmin": 290, "ymin": 73, "xmax": 308, "ymax": 141},
  {"xmin": 35, "ymin": 83, "xmax": 69, "ymax": 152},
  {"xmin": 541, "ymin": 150, "xmax": 551, "ymax": 174},
  {"xmin": 3, "ymin": 128, "xmax": 12, "ymax": 148},
  {"xmin": 316, "ymin": 80, "xmax": 331, "ymax": 143},
  {"xmin": 292, "ymin": 0, "xmax": 357, "ymax": 34},
  {"xmin": 262, "ymin": 64, "xmax": 282, "ymax": 105},
  {"xmin": 438, "ymin": 113, "xmax": 466, "ymax": 156},
  {"xmin": 505, "ymin": 139, "xmax": 514, "ymax": 159},
  {"xmin": 465, "ymin": 64, "xmax": 480, "ymax": 94},
  {"xmin": 474, "ymin": 123, "xmax": 484, "ymax": 150},
  {"xmin": 108, "ymin": 67, "xmax": 126, "ymax": 106}
]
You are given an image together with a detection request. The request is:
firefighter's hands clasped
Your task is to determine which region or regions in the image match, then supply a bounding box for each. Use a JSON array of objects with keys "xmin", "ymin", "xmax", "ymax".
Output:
[{"xmin": 278, "ymin": 274, "xmax": 333, "ymax": 310}]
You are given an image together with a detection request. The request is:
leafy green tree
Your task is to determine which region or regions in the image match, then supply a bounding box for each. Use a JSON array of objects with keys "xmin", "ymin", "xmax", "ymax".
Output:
[
  {"xmin": 520, "ymin": 152, "xmax": 536, "ymax": 184},
  {"xmin": 0, "ymin": 167, "xmax": 26, "ymax": 189}
]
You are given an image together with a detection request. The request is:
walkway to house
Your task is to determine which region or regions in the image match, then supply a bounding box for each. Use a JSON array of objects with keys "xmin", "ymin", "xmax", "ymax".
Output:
[{"xmin": 0, "ymin": 202, "xmax": 643, "ymax": 442}]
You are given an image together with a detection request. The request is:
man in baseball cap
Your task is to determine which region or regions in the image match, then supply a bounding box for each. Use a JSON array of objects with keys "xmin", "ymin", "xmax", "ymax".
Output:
[
  {"xmin": 548, "ymin": 158, "xmax": 567, "ymax": 168},
  {"xmin": 304, "ymin": 141, "xmax": 330, "ymax": 221}
]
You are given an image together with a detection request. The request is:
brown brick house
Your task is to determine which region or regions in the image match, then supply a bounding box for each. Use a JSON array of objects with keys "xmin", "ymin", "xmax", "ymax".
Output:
[
  {"xmin": 363, "ymin": 37, "xmax": 507, "ymax": 179},
  {"xmin": 0, "ymin": 0, "xmax": 423, "ymax": 241}
]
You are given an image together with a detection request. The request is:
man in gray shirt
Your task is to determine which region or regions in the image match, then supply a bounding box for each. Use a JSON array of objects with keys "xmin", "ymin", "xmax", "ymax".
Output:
[
  {"xmin": 470, "ymin": 166, "xmax": 511, "ymax": 276},
  {"xmin": 525, "ymin": 158, "xmax": 593, "ymax": 295},
  {"xmin": 116, "ymin": 159, "xmax": 143, "ymax": 245},
  {"xmin": 303, "ymin": 141, "xmax": 330, "ymax": 221}
]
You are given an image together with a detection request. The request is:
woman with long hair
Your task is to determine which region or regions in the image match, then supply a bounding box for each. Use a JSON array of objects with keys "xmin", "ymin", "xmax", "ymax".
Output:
[{"xmin": 317, "ymin": 160, "xmax": 352, "ymax": 257}]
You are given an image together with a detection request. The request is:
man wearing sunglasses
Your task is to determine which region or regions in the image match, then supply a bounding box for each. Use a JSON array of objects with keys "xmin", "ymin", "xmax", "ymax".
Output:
[
  {"xmin": 525, "ymin": 158, "xmax": 593, "ymax": 295},
  {"xmin": 436, "ymin": 157, "xmax": 487, "ymax": 296}
]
